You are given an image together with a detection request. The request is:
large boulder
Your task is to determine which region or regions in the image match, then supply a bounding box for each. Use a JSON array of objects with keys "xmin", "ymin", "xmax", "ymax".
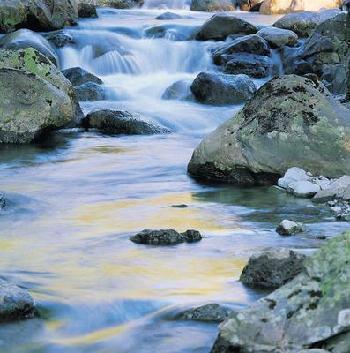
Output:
[
  {"xmin": 260, "ymin": 0, "xmax": 341, "ymax": 14},
  {"xmin": 82, "ymin": 109, "xmax": 169, "ymax": 135},
  {"xmin": 0, "ymin": 48, "xmax": 77, "ymax": 143},
  {"xmin": 273, "ymin": 9, "xmax": 341, "ymax": 37},
  {"xmin": 190, "ymin": 72, "xmax": 257, "ymax": 105},
  {"xmin": 190, "ymin": 0, "xmax": 236, "ymax": 11},
  {"xmin": 188, "ymin": 75, "xmax": 350, "ymax": 186},
  {"xmin": 240, "ymin": 249, "xmax": 306, "ymax": 289},
  {"xmin": 0, "ymin": 0, "xmax": 79, "ymax": 33},
  {"xmin": 211, "ymin": 231, "xmax": 350, "ymax": 353},
  {"xmin": 0, "ymin": 29, "xmax": 58, "ymax": 66},
  {"xmin": 0, "ymin": 279, "xmax": 35, "ymax": 322},
  {"xmin": 257, "ymin": 26, "xmax": 298, "ymax": 48},
  {"xmin": 195, "ymin": 14, "xmax": 257, "ymax": 41}
]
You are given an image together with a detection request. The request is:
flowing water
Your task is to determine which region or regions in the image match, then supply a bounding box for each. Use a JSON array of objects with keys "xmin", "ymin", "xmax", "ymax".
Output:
[{"xmin": 0, "ymin": 7, "xmax": 349, "ymax": 353}]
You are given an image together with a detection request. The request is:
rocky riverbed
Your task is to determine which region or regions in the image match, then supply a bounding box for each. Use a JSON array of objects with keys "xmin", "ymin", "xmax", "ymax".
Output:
[{"xmin": 0, "ymin": 0, "xmax": 349, "ymax": 352}]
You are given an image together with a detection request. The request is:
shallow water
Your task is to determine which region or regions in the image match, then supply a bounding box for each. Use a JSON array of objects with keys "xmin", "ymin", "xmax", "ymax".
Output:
[{"xmin": 0, "ymin": 7, "xmax": 349, "ymax": 353}]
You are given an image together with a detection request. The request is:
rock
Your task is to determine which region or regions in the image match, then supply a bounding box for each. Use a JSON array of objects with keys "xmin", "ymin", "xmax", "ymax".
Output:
[
  {"xmin": 190, "ymin": 0, "xmax": 236, "ymax": 11},
  {"xmin": 257, "ymin": 26, "xmax": 298, "ymax": 48},
  {"xmin": 0, "ymin": 193, "xmax": 6, "ymax": 209},
  {"xmin": 278, "ymin": 167, "xmax": 310, "ymax": 189},
  {"xmin": 62, "ymin": 67, "xmax": 102, "ymax": 86},
  {"xmin": 75, "ymin": 82, "xmax": 105, "ymax": 101},
  {"xmin": 273, "ymin": 9, "xmax": 341, "ymax": 37},
  {"xmin": 260, "ymin": 0, "xmax": 341, "ymax": 15},
  {"xmin": 45, "ymin": 31, "xmax": 75, "ymax": 48},
  {"xmin": 240, "ymin": 248, "xmax": 306, "ymax": 289},
  {"xmin": 177, "ymin": 304, "xmax": 234, "ymax": 323},
  {"xmin": 237, "ymin": 0, "xmax": 264, "ymax": 11},
  {"xmin": 82, "ymin": 109, "xmax": 168, "ymax": 135},
  {"xmin": 78, "ymin": 2, "xmax": 98, "ymax": 18},
  {"xmin": 223, "ymin": 53, "xmax": 272, "ymax": 78},
  {"xmin": 143, "ymin": 24, "xmax": 193, "ymax": 41},
  {"xmin": 276, "ymin": 220, "xmax": 304, "ymax": 236},
  {"xmin": 211, "ymin": 231, "xmax": 350, "ymax": 353},
  {"xmin": 290, "ymin": 180, "xmax": 321, "ymax": 198},
  {"xmin": 130, "ymin": 229, "xmax": 203, "ymax": 245},
  {"xmin": 156, "ymin": 12, "xmax": 189, "ymax": 20},
  {"xmin": 313, "ymin": 176, "xmax": 350, "ymax": 202},
  {"xmin": 328, "ymin": 200, "xmax": 350, "ymax": 221},
  {"xmin": 0, "ymin": 0, "xmax": 28, "ymax": 34},
  {"xmin": 94, "ymin": 0, "xmax": 142, "ymax": 8},
  {"xmin": 190, "ymin": 72, "xmax": 257, "ymax": 105},
  {"xmin": 0, "ymin": 29, "xmax": 58, "ymax": 66},
  {"xmin": 0, "ymin": 48, "xmax": 77, "ymax": 143},
  {"xmin": 212, "ymin": 34, "xmax": 271, "ymax": 65},
  {"xmin": 195, "ymin": 14, "xmax": 257, "ymax": 41},
  {"xmin": 0, "ymin": 279, "xmax": 35, "ymax": 322},
  {"xmin": 181, "ymin": 229, "xmax": 202, "ymax": 243},
  {"xmin": 161, "ymin": 80, "xmax": 194, "ymax": 101},
  {"xmin": 188, "ymin": 75, "xmax": 350, "ymax": 186}
]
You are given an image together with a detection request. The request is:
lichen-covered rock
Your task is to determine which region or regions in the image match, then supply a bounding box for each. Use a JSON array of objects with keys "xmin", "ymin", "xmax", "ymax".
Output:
[
  {"xmin": 0, "ymin": 29, "xmax": 58, "ymax": 66},
  {"xmin": 260, "ymin": 0, "xmax": 341, "ymax": 15},
  {"xmin": 190, "ymin": 72, "xmax": 257, "ymax": 105},
  {"xmin": 82, "ymin": 109, "xmax": 169, "ymax": 135},
  {"xmin": 195, "ymin": 14, "xmax": 257, "ymax": 41},
  {"xmin": 0, "ymin": 0, "xmax": 27, "ymax": 34},
  {"xmin": 211, "ymin": 231, "xmax": 350, "ymax": 353},
  {"xmin": 240, "ymin": 249, "xmax": 306, "ymax": 289},
  {"xmin": 130, "ymin": 229, "xmax": 203, "ymax": 245},
  {"xmin": 177, "ymin": 304, "xmax": 234, "ymax": 323},
  {"xmin": 257, "ymin": 26, "xmax": 298, "ymax": 48},
  {"xmin": 273, "ymin": 9, "xmax": 341, "ymax": 37},
  {"xmin": 188, "ymin": 75, "xmax": 350, "ymax": 186},
  {"xmin": 190, "ymin": 0, "xmax": 236, "ymax": 11},
  {"xmin": 0, "ymin": 279, "xmax": 35, "ymax": 322}
]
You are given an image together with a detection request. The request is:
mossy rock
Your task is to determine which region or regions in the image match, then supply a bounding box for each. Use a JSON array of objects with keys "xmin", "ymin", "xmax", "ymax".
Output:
[{"xmin": 0, "ymin": 0, "xmax": 27, "ymax": 33}]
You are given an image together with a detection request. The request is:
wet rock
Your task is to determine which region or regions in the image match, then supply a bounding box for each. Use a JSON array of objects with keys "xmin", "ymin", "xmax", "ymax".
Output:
[
  {"xmin": 143, "ymin": 24, "xmax": 195, "ymax": 41},
  {"xmin": 212, "ymin": 34, "xmax": 271, "ymax": 65},
  {"xmin": 75, "ymin": 82, "xmax": 105, "ymax": 101},
  {"xmin": 0, "ymin": 193, "xmax": 6, "ymax": 210},
  {"xmin": 237, "ymin": 0, "xmax": 264, "ymax": 11},
  {"xmin": 45, "ymin": 31, "xmax": 75, "ymax": 49},
  {"xmin": 156, "ymin": 12, "xmax": 190, "ymax": 20},
  {"xmin": 161, "ymin": 80, "xmax": 194, "ymax": 101},
  {"xmin": 62, "ymin": 67, "xmax": 102, "ymax": 86},
  {"xmin": 94, "ymin": 0, "xmax": 142, "ymax": 8},
  {"xmin": 190, "ymin": 72, "xmax": 256, "ymax": 105},
  {"xmin": 0, "ymin": 48, "xmax": 77, "ymax": 143},
  {"xmin": 240, "ymin": 248, "xmax": 306, "ymax": 289},
  {"xmin": 82, "ymin": 109, "xmax": 169, "ymax": 135},
  {"xmin": 328, "ymin": 200, "xmax": 350, "ymax": 221},
  {"xmin": 78, "ymin": 2, "xmax": 98, "ymax": 18},
  {"xmin": 278, "ymin": 167, "xmax": 311, "ymax": 189},
  {"xmin": 0, "ymin": 279, "xmax": 35, "ymax": 322},
  {"xmin": 211, "ymin": 231, "xmax": 350, "ymax": 353},
  {"xmin": 0, "ymin": 29, "xmax": 58, "ymax": 66},
  {"xmin": 188, "ymin": 75, "xmax": 350, "ymax": 185},
  {"xmin": 190, "ymin": 0, "xmax": 236, "ymax": 11},
  {"xmin": 130, "ymin": 229, "xmax": 203, "ymax": 245},
  {"xmin": 0, "ymin": 0, "xmax": 28, "ymax": 34},
  {"xmin": 181, "ymin": 229, "xmax": 202, "ymax": 243},
  {"xmin": 290, "ymin": 180, "xmax": 321, "ymax": 198},
  {"xmin": 273, "ymin": 9, "xmax": 341, "ymax": 37},
  {"xmin": 313, "ymin": 176, "xmax": 350, "ymax": 203},
  {"xmin": 276, "ymin": 220, "xmax": 304, "ymax": 236},
  {"xmin": 177, "ymin": 304, "xmax": 234, "ymax": 322},
  {"xmin": 257, "ymin": 26, "xmax": 298, "ymax": 48},
  {"xmin": 260, "ymin": 0, "xmax": 341, "ymax": 15},
  {"xmin": 223, "ymin": 53, "xmax": 272, "ymax": 78},
  {"xmin": 195, "ymin": 13, "xmax": 257, "ymax": 41}
]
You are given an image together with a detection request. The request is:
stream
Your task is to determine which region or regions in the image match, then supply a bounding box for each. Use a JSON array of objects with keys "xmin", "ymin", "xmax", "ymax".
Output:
[{"xmin": 0, "ymin": 6, "xmax": 349, "ymax": 353}]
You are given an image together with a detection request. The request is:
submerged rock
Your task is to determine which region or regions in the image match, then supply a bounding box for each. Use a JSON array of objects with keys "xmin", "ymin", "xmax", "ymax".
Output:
[
  {"xmin": 75, "ymin": 82, "xmax": 105, "ymax": 101},
  {"xmin": 188, "ymin": 75, "xmax": 350, "ymax": 185},
  {"xmin": 273, "ymin": 9, "xmax": 341, "ymax": 37},
  {"xmin": 62, "ymin": 67, "xmax": 102, "ymax": 86},
  {"xmin": 195, "ymin": 13, "xmax": 257, "ymax": 41},
  {"xmin": 162, "ymin": 80, "xmax": 194, "ymax": 101},
  {"xmin": 240, "ymin": 248, "xmax": 306, "ymax": 289},
  {"xmin": 190, "ymin": 72, "xmax": 256, "ymax": 105},
  {"xmin": 211, "ymin": 231, "xmax": 350, "ymax": 353},
  {"xmin": 130, "ymin": 229, "xmax": 202, "ymax": 245},
  {"xmin": 82, "ymin": 109, "xmax": 168, "ymax": 135},
  {"xmin": 276, "ymin": 220, "xmax": 304, "ymax": 236},
  {"xmin": 257, "ymin": 26, "xmax": 298, "ymax": 48},
  {"xmin": 45, "ymin": 31, "xmax": 75, "ymax": 49},
  {"xmin": 0, "ymin": 29, "xmax": 58, "ymax": 66},
  {"xmin": 0, "ymin": 279, "xmax": 35, "ymax": 322},
  {"xmin": 177, "ymin": 304, "xmax": 234, "ymax": 322},
  {"xmin": 0, "ymin": 193, "xmax": 6, "ymax": 210},
  {"xmin": 156, "ymin": 12, "xmax": 189, "ymax": 20}
]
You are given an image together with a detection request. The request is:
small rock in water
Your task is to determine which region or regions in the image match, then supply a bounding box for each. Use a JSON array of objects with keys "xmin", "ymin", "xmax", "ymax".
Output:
[
  {"xmin": 130, "ymin": 229, "xmax": 203, "ymax": 245},
  {"xmin": 156, "ymin": 12, "xmax": 189, "ymax": 20},
  {"xmin": 0, "ymin": 193, "xmax": 6, "ymax": 209},
  {"xmin": 176, "ymin": 304, "xmax": 234, "ymax": 323},
  {"xmin": 74, "ymin": 82, "xmax": 106, "ymax": 101},
  {"xmin": 62, "ymin": 67, "xmax": 102, "ymax": 86},
  {"xmin": 289, "ymin": 180, "xmax": 320, "ymax": 198},
  {"xmin": 240, "ymin": 248, "xmax": 306, "ymax": 289},
  {"xmin": 328, "ymin": 200, "xmax": 350, "ymax": 221},
  {"xmin": 171, "ymin": 204, "xmax": 188, "ymax": 208},
  {"xmin": 276, "ymin": 220, "xmax": 304, "ymax": 236},
  {"xmin": 0, "ymin": 279, "xmax": 35, "ymax": 322}
]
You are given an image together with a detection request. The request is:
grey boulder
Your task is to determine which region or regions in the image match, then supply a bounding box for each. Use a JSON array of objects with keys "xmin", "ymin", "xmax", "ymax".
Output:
[
  {"xmin": 177, "ymin": 304, "xmax": 234, "ymax": 323},
  {"xmin": 257, "ymin": 26, "xmax": 298, "ymax": 48},
  {"xmin": 276, "ymin": 220, "xmax": 304, "ymax": 236}
]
